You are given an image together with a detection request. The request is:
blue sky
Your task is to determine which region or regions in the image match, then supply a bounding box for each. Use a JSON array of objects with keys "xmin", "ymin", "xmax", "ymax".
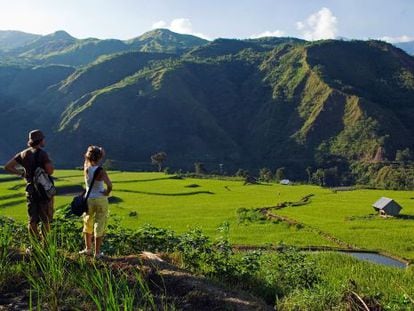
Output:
[{"xmin": 0, "ymin": 0, "xmax": 413, "ymax": 42}]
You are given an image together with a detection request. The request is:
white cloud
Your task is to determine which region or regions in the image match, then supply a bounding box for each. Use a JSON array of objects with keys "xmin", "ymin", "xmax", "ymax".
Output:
[
  {"xmin": 151, "ymin": 18, "xmax": 210, "ymax": 40},
  {"xmin": 170, "ymin": 18, "xmax": 193, "ymax": 34},
  {"xmin": 296, "ymin": 7, "xmax": 338, "ymax": 41},
  {"xmin": 380, "ymin": 35, "xmax": 414, "ymax": 43},
  {"xmin": 250, "ymin": 30, "xmax": 285, "ymax": 39},
  {"xmin": 296, "ymin": 22, "xmax": 305, "ymax": 31},
  {"xmin": 152, "ymin": 20, "xmax": 167, "ymax": 29}
]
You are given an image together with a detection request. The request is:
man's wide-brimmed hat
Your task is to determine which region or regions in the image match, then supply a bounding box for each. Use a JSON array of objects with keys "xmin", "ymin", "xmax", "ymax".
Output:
[{"xmin": 28, "ymin": 129, "xmax": 45, "ymax": 146}]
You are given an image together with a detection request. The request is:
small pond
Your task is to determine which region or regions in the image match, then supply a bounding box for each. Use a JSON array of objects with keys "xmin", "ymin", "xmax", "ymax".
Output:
[{"xmin": 340, "ymin": 251, "xmax": 407, "ymax": 269}]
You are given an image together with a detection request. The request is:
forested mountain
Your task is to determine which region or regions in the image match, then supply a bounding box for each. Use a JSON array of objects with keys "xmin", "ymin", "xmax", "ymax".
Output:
[
  {"xmin": 1, "ymin": 29, "xmax": 414, "ymax": 184},
  {"xmin": 0, "ymin": 29, "xmax": 208, "ymax": 66},
  {"xmin": 0, "ymin": 30, "xmax": 41, "ymax": 51}
]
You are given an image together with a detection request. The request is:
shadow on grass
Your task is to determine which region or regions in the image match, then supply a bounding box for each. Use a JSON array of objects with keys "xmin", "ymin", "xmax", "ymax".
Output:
[
  {"xmin": 56, "ymin": 185, "xmax": 84, "ymax": 196},
  {"xmin": 243, "ymin": 183, "xmax": 273, "ymax": 187},
  {"xmin": 0, "ymin": 176, "xmax": 20, "ymax": 183},
  {"xmin": 185, "ymin": 184, "xmax": 200, "ymax": 188},
  {"xmin": 112, "ymin": 176, "xmax": 182, "ymax": 184},
  {"xmin": 395, "ymin": 214, "xmax": 414, "ymax": 220},
  {"xmin": 7, "ymin": 184, "xmax": 25, "ymax": 191},
  {"xmin": 53, "ymin": 174, "xmax": 84, "ymax": 181},
  {"xmin": 346, "ymin": 213, "xmax": 414, "ymax": 221},
  {"xmin": 0, "ymin": 199, "xmax": 26, "ymax": 209},
  {"xmin": 108, "ymin": 196, "xmax": 124, "ymax": 204},
  {"xmin": 0, "ymin": 193, "xmax": 25, "ymax": 201},
  {"xmin": 116, "ymin": 189, "xmax": 214, "ymax": 196}
]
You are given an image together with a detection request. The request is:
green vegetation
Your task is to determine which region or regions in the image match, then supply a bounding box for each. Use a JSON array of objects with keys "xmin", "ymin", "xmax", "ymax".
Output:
[
  {"xmin": 2, "ymin": 169, "xmax": 414, "ymax": 309},
  {"xmin": 2, "ymin": 171, "xmax": 414, "ymax": 260}
]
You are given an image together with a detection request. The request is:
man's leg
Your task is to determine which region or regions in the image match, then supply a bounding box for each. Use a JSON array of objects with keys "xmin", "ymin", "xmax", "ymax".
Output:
[
  {"xmin": 28, "ymin": 221, "xmax": 40, "ymax": 238},
  {"xmin": 38, "ymin": 198, "xmax": 54, "ymax": 239},
  {"xmin": 27, "ymin": 198, "xmax": 41, "ymax": 239}
]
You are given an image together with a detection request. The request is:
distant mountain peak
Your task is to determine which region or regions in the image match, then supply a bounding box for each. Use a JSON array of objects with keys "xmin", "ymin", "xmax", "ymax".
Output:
[
  {"xmin": 133, "ymin": 28, "xmax": 208, "ymax": 43},
  {"xmin": 47, "ymin": 30, "xmax": 75, "ymax": 40},
  {"xmin": 123, "ymin": 28, "xmax": 208, "ymax": 54}
]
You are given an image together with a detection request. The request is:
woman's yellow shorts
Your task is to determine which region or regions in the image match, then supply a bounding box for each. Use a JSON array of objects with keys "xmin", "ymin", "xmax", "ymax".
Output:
[{"xmin": 83, "ymin": 197, "xmax": 108, "ymax": 237}]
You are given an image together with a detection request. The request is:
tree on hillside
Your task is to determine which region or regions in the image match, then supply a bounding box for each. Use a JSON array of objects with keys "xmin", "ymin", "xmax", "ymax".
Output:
[
  {"xmin": 323, "ymin": 167, "xmax": 340, "ymax": 187},
  {"xmin": 235, "ymin": 168, "xmax": 249, "ymax": 178},
  {"xmin": 194, "ymin": 162, "xmax": 207, "ymax": 175},
  {"xmin": 395, "ymin": 148, "xmax": 413, "ymax": 162},
  {"xmin": 151, "ymin": 152, "xmax": 167, "ymax": 172},
  {"xmin": 275, "ymin": 167, "xmax": 286, "ymax": 182},
  {"xmin": 259, "ymin": 167, "xmax": 273, "ymax": 182},
  {"xmin": 306, "ymin": 166, "xmax": 312, "ymax": 184},
  {"xmin": 312, "ymin": 169, "xmax": 325, "ymax": 186}
]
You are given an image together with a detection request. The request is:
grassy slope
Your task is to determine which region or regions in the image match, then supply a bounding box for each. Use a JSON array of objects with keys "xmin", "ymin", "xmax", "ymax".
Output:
[{"xmin": 3, "ymin": 171, "xmax": 414, "ymax": 259}]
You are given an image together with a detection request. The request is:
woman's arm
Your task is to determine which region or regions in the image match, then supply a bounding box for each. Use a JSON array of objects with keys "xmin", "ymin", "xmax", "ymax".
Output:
[{"xmin": 101, "ymin": 169, "xmax": 112, "ymax": 196}]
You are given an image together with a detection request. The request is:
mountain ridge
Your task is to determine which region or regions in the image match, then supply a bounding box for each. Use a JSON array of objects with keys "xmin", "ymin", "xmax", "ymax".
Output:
[{"xmin": 1, "ymin": 30, "xmax": 414, "ymax": 183}]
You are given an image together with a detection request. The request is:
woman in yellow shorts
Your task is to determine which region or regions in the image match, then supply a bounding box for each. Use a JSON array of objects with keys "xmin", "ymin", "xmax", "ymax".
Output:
[{"xmin": 79, "ymin": 146, "xmax": 112, "ymax": 258}]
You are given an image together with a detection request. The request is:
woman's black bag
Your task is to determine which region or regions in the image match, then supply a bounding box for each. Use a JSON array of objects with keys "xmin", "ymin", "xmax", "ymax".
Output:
[{"xmin": 70, "ymin": 167, "xmax": 102, "ymax": 216}]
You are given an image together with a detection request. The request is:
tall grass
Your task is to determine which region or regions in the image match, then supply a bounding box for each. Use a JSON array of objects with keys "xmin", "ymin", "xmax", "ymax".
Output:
[
  {"xmin": 24, "ymin": 232, "xmax": 69, "ymax": 311},
  {"xmin": 0, "ymin": 221, "xmax": 13, "ymax": 288},
  {"xmin": 78, "ymin": 264, "xmax": 158, "ymax": 311},
  {"xmin": 19, "ymin": 221, "xmax": 167, "ymax": 310}
]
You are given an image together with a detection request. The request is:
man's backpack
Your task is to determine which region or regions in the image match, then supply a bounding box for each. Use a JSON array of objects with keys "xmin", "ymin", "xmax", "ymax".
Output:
[{"xmin": 33, "ymin": 150, "xmax": 56, "ymax": 200}]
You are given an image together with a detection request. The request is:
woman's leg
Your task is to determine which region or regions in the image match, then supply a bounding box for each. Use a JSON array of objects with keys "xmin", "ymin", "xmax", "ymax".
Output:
[
  {"xmin": 93, "ymin": 197, "xmax": 109, "ymax": 257},
  {"xmin": 82, "ymin": 200, "xmax": 96, "ymax": 253},
  {"xmin": 84, "ymin": 233, "xmax": 93, "ymax": 250},
  {"xmin": 95, "ymin": 236, "xmax": 103, "ymax": 255}
]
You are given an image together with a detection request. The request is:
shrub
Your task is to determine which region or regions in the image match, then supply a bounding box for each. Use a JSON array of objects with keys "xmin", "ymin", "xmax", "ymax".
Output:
[{"xmin": 261, "ymin": 247, "xmax": 321, "ymax": 297}]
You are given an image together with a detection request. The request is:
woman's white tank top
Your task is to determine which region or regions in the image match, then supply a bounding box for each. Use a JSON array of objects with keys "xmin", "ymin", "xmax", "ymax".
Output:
[{"xmin": 85, "ymin": 166, "xmax": 105, "ymax": 198}]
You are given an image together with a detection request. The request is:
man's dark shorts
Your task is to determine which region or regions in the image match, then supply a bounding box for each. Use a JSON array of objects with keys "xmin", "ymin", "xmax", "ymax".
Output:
[{"xmin": 26, "ymin": 184, "xmax": 53, "ymax": 224}]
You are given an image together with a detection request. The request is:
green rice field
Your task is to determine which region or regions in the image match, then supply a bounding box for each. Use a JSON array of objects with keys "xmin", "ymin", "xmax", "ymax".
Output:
[{"xmin": 2, "ymin": 170, "xmax": 414, "ymax": 260}]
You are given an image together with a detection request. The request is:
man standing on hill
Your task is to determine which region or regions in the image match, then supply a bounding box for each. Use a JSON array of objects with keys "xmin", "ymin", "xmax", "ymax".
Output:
[{"xmin": 4, "ymin": 130, "xmax": 55, "ymax": 240}]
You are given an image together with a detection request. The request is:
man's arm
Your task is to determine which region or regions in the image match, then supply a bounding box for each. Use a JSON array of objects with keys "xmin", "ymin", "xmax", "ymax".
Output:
[
  {"xmin": 41, "ymin": 152, "xmax": 54, "ymax": 175},
  {"xmin": 44, "ymin": 162, "xmax": 54, "ymax": 175},
  {"xmin": 4, "ymin": 158, "xmax": 24, "ymax": 177}
]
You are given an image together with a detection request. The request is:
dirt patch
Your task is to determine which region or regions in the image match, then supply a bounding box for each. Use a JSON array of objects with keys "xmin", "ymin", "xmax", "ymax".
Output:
[
  {"xmin": 4, "ymin": 250, "xmax": 271, "ymax": 310},
  {"xmin": 0, "ymin": 274, "xmax": 30, "ymax": 311},
  {"xmin": 105, "ymin": 252, "xmax": 272, "ymax": 311}
]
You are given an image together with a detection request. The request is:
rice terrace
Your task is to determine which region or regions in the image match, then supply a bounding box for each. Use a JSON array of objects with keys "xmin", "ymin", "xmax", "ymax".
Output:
[
  {"xmin": 2, "ymin": 169, "xmax": 414, "ymax": 309},
  {"xmin": 3, "ymin": 170, "xmax": 414, "ymax": 255}
]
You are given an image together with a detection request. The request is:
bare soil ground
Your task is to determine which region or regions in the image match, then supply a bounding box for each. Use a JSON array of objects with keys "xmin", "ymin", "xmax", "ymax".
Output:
[{"xmin": 0, "ymin": 250, "xmax": 272, "ymax": 311}]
